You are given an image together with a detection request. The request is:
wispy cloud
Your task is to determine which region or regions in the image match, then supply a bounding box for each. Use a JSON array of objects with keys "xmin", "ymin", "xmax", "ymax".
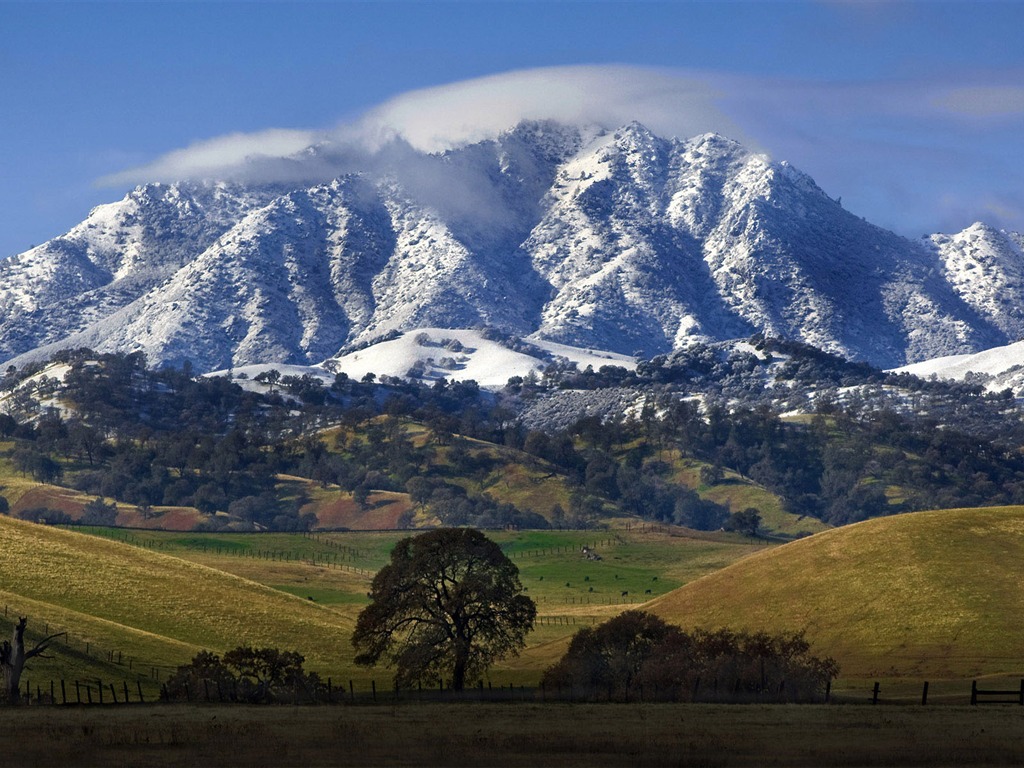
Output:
[
  {"xmin": 936, "ymin": 85, "xmax": 1024, "ymax": 117},
  {"xmin": 100, "ymin": 66, "xmax": 748, "ymax": 186},
  {"xmin": 99, "ymin": 128, "xmax": 322, "ymax": 187},
  {"xmin": 96, "ymin": 65, "xmax": 1024, "ymax": 237},
  {"xmin": 350, "ymin": 65, "xmax": 750, "ymax": 152}
]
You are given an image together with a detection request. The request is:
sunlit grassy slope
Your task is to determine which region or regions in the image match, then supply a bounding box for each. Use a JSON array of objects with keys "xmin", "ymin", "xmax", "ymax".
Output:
[
  {"xmin": 49, "ymin": 524, "xmax": 766, "ymax": 686},
  {"xmin": 0, "ymin": 516, "xmax": 355, "ymax": 687},
  {"xmin": 647, "ymin": 506, "xmax": 1024, "ymax": 680}
]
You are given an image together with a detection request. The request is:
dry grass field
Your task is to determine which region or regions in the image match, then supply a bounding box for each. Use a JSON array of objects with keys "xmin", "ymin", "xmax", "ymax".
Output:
[
  {"xmin": 649, "ymin": 506, "xmax": 1024, "ymax": 680},
  {"xmin": 3, "ymin": 702, "xmax": 1024, "ymax": 767}
]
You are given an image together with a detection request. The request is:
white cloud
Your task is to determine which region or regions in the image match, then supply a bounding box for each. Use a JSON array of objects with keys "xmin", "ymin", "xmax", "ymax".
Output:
[
  {"xmin": 98, "ymin": 65, "xmax": 751, "ymax": 186},
  {"xmin": 349, "ymin": 65, "xmax": 750, "ymax": 152},
  {"xmin": 95, "ymin": 65, "xmax": 1024, "ymax": 237},
  {"xmin": 98, "ymin": 128, "xmax": 322, "ymax": 186}
]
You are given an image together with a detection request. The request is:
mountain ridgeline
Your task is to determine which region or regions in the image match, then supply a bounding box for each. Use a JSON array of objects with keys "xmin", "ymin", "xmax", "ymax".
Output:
[{"xmin": 2, "ymin": 121, "xmax": 1023, "ymax": 374}]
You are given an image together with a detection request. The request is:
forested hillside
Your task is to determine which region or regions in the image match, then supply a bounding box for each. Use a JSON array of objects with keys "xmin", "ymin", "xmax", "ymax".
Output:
[{"xmin": 2, "ymin": 342, "xmax": 1024, "ymax": 536}]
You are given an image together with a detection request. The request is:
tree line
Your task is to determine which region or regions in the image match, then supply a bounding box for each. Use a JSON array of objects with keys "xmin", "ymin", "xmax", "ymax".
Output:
[{"xmin": 5, "ymin": 343, "xmax": 1024, "ymax": 533}]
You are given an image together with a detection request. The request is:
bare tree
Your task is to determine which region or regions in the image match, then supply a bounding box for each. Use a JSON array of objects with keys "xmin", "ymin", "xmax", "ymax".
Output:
[{"xmin": 1, "ymin": 618, "xmax": 64, "ymax": 705}]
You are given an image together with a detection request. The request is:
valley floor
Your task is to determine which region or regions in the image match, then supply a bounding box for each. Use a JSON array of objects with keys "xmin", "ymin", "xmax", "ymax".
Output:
[{"xmin": 3, "ymin": 702, "xmax": 1024, "ymax": 767}]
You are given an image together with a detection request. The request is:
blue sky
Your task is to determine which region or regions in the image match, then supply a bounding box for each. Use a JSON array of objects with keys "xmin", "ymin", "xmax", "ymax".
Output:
[{"xmin": 2, "ymin": 1, "xmax": 1023, "ymax": 259}]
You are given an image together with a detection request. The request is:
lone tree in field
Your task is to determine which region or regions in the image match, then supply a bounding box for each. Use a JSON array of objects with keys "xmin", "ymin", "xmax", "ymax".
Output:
[
  {"xmin": 1, "ymin": 618, "xmax": 65, "ymax": 705},
  {"xmin": 352, "ymin": 528, "xmax": 536, "ymax": 691}
]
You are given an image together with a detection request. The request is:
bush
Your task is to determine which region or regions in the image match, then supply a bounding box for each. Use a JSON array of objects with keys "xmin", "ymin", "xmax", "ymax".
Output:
[
  {"xmin": 542, "ymin": 611, "xmax": 838, "ymax": 702},
  {"xmin": 162, "ymin": 647, "xmax": 324, "ymax": 703},
  {"xmin": 80, "ymin": 497, "xmax": 118, "ymax": 526},
  {"xmin": 16, "ymin": 506, "xmax": 72, "ymax": 525}
]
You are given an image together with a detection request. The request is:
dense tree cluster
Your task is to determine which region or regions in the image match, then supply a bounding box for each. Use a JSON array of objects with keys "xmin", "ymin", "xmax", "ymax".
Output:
[
  {"xmin": 0, "ymin": 350, "xmax": 540, "ymax": 531},
  {"xmin": 542, "ymin": 611, "xmax": 838, "ymax": 702},
  {"xmin": 162, "ymin": 647, "xmax": 323, "ymax": 703}
]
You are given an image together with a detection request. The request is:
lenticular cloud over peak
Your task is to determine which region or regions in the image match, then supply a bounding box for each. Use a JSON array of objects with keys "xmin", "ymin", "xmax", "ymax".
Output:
[
  {"xmin": 350, "ymin": 65, "xmax": 747, "ymax": 153},
  {"xmin": 94, "ymin": 64, "xmax": 1024, "ymax": 239},
  {"xmin": 98, "ymin": 65, "xmax": 748, "ymax": 187}
]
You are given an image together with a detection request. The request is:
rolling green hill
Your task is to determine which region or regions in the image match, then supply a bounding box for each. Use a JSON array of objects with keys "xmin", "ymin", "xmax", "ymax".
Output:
[
  {"xmin": 647, "ymin": 505, "xmax": 1024, "ymax": 679},
  {"xmin": 0, "ymin": 515, "xmax": 356, "ymax": 692},
  {"xmin": 1, "ymin": 519, "xmax": 766, "ymax": 689}
]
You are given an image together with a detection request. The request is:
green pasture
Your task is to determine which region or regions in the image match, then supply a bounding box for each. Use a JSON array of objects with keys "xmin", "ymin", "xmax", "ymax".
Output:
[
  {"xmin": 15, "ymin": 506, "xmax": 1024, "ymax": 692},
  {"xmin": 0, "ymin": 516, "xmax": 359, "ymax": 690},
  {"xmin": 2, "ymin": 520, "xmax": 768, "ymax": 689},
  {"xmin": 672, "ymin": 455, "xmax": 830, "ymax": 538}
]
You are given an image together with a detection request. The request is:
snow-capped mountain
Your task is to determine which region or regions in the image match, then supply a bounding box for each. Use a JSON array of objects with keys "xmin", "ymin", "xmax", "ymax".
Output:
[{"xmin": 1, "ymin": 120, "xmax": 1019, "ymax": 373}]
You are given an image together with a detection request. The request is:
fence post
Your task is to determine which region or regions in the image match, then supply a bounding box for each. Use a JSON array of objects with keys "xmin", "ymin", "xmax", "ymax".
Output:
[
  {"xmin": 871, "ymin": 682, "xmax": 880, "ymax": 705},
  {"xmin": 971, "ymin": 680, "xmax": 978, "ymax": 706},
  {"xmin": 61, "ymin": 679, "xmax": 67, "ymax": 705},
  {"xmin": 98, "ymin": 680, "xmax": 104, "ymax": 705},
  {"xmin": 1019, "ymin": 679, "xmax": 1024, "ymax": 706},
  {"xmin": 921, "ymin": 681, "xmax": 929, "ymax": 706},
  {"xmin": 371, "ymin": 680, "xmax": 376, "ymax": 702},
  {"xmin": 137, "ymin": 681, "xmax": 145, "ymax": 704},
  {"xmin": 76, "ymin": 681, "xmax": 81, "ymax": 704}
]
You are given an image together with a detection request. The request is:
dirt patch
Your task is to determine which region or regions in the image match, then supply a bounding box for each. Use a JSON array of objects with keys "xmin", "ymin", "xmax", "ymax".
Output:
[{"xmin": 311, "ymin": 491, "xmax": 413, "ymax": 530}]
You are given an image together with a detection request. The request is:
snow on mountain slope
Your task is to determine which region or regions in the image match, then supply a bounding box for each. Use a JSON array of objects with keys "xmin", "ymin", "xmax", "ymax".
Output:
[
  {"xmin": 895, "ymin": 339, "xmax": 1024, "ymax": 394},
  {"xmin": 1, "ymin": 120, "xmax": 1020, "ymax": 374},
  {"xmin": 928, "ymin": 223, "xmax": 1024, "ymax": 340},
  {"xmin": 525, "ymin": 126, "xmax": 1000, "ymax": 366},
  {"xmin": 325, "ymin": 328, "xmax": 635, "ymax": 388},
  {"xmin": 326, "ymin": 329, "xmax": 544, "ymax": 387},
  {"xmin": 0, "ymin": 182, "xmax": 279, "ymax": 362},
  {"xmin": 201, "ymin": 329, "xmax": 634, "ymax": 390}
]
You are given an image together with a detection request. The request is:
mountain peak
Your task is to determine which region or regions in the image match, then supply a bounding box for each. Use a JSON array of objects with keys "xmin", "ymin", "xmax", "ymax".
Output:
[{"xmin": 0, "ymin": 124, "xmax": 1017, "ymax": 373}]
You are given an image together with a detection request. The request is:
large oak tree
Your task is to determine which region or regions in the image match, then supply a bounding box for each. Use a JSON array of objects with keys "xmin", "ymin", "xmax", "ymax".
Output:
[{"xmin": 352, "ymin": 528, "xmax": 535, "ymax": 691}]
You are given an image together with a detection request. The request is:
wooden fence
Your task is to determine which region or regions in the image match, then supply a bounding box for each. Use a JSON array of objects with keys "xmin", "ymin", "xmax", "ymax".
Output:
[
  {"xmin": 971, "ymin": 680, "xmax": 1024, "ymax": 705},
  {"xmin": 15, "ymin": 677, "xmax": 1024, "ymax": 707},
  {"xmin": 15, "ymin": 677, "xmax": 828, "ymax": 706}
]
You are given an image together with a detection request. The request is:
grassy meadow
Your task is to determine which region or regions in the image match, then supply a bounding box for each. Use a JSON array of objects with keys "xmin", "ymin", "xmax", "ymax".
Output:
[
  {"xmin": 5, "ymin": 502, "xmax": 1024, "ymax": 699},
  {"xmin": 0, "ymin": 519, "xmax": 764, "ymax": 692},
  {"xmin": 7, "ymin": 506, "xmax": 1024, "ymax": 766}
]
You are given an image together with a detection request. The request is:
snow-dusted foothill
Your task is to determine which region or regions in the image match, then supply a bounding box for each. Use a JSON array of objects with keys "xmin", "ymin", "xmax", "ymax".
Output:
[
  {"xmin": 205, "ymin": 328, "xmax": 637, "ymax": 391},
  {"xmin": 894, "ymin": 339, "xmax": 1024, "ymax": 395}
]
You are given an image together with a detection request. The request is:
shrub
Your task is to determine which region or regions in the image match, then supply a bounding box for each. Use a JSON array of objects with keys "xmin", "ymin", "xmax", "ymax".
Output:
[
  {"xmin": 542, "ymin": 611, "xmax": 838, "ymax": 702},
  {"xmin": 162, "ymin": 647, "xmax": 324, "ymax": 703}
]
